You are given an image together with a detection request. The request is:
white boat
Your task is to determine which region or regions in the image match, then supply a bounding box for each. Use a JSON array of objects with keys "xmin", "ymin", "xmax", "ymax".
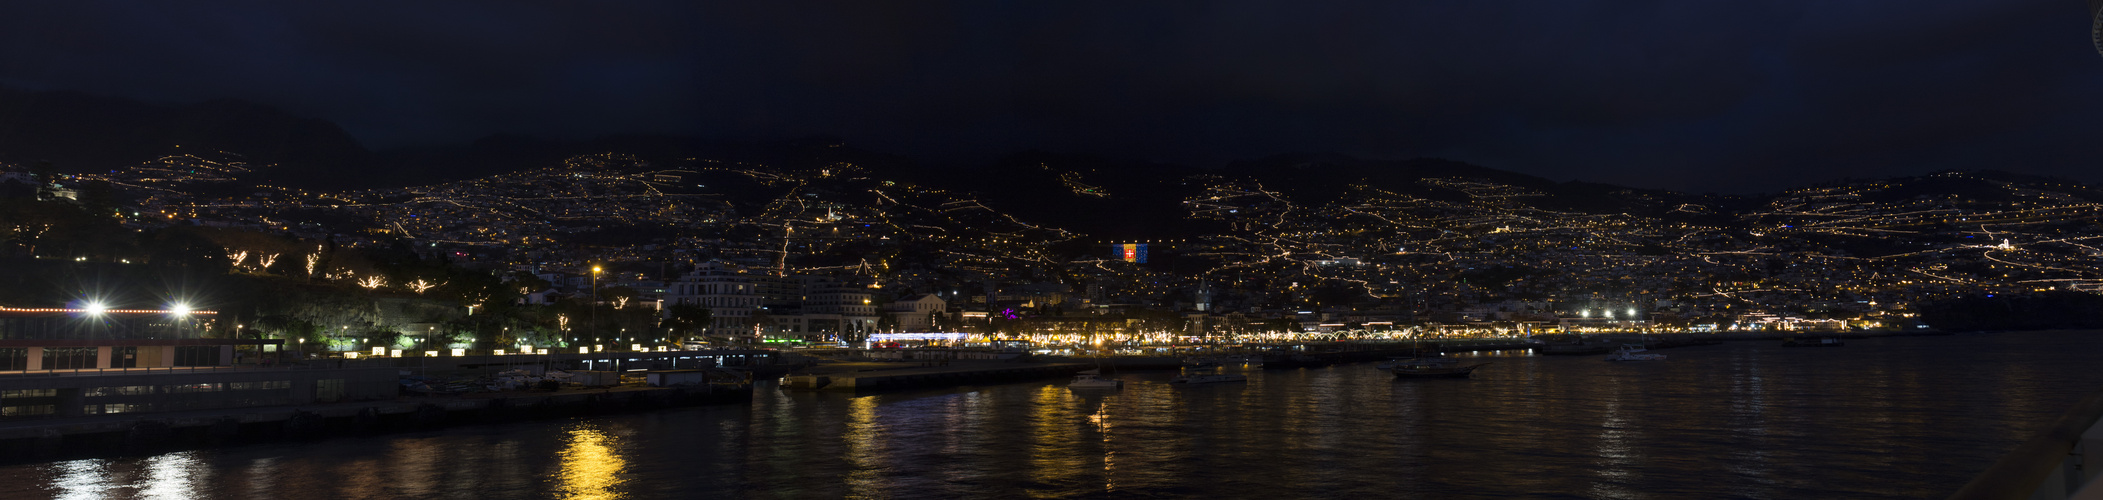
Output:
[
  {"xmin": 1068, "ymin": 371, "xmax": 1123, "ymax": 388},
  {"xmin": 1604, "ymin": 344, "xmax": 1666, "ymax": 362}
]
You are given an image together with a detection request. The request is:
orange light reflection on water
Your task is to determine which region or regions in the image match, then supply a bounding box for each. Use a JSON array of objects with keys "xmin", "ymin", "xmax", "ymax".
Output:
[{"xmin": 554, "ymin": 424, "xmax": 627, "ymax": 500}]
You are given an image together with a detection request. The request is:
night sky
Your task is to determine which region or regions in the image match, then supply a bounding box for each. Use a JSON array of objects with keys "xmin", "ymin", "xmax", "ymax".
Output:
[{"xmin": 2, "ymin": 1, "xmax": 2100, "ymax": 193}]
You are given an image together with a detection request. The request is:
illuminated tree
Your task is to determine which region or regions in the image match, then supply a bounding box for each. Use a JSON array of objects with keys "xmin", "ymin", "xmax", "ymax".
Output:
[{"xmin": 405, "ymin": 279, "xmax": 441, "ymax": 294}]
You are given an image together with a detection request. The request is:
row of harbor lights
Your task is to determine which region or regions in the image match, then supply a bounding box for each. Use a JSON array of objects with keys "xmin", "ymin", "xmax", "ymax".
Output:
[{"xmin": 1578, "ymin": 308, "xmax": 1641, "ymax": 319}]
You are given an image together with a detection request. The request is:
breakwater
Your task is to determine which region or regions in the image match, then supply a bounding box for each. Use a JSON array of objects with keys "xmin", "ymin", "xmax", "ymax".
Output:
[{"xmin": 0, "ymin": 384, "xmax": 749, "ymax": 463}]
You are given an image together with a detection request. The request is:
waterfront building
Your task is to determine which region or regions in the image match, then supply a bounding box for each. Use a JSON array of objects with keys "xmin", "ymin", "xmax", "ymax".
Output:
[
  {"xmin": 0, "ymin": 306, "xmax": 256, "ymax": 372},
  {"xmin": 663, "ymin": 262, "xmax": 766, "ymax": 337},
  {"xmin": 0, "ymin": 305, "xmax": 395, "ymax": 420},
  {"xmin": 770, "ymin": 275, "xmax": 879, "ymax": 342},
  {"xmin": 884, "ymin": 294, "xmax": 949, "ymax": 332},
  {"xmin": 663, "ymin": 262, "xmax": 880, "ymax": 341}
]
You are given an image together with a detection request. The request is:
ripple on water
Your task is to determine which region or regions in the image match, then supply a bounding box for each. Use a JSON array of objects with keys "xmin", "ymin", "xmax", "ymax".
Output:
[{"xmin": 5, "ymin": 332, "xmax": 2102, "ymax": 499}]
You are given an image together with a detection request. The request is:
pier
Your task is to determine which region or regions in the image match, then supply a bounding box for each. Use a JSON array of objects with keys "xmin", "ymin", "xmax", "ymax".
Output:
[{"xmin": 0, "ymin": 383, "xmax": 749, "ymax": 463}]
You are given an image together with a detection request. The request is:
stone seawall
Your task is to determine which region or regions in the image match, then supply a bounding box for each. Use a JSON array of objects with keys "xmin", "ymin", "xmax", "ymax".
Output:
[{"xmin": 0, "ymin": 384, "xmax": 750, "ymax": 463}]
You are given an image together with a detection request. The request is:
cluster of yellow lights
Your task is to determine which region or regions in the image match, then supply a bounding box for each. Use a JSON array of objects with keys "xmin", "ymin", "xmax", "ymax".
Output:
[{"xmin": 0, "ymin": 306, "xmax": 216, "ymax": 315}]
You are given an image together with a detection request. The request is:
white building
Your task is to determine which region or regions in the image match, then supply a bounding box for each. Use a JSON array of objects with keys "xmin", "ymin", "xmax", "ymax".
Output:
[
  {"xmin": 884, "ymin": 294, "xmax": 949, "ymax": 332},
  {"xmin": 772, "ymin": 276, "xmax": 879, "ymax": 342},
  {"xmin": 663, "ymin": 262, "xmax": 765, "ymax": 337},
  {"xmin": 664, "ymin": 262, "xmax": 881, "ymax": 341}
]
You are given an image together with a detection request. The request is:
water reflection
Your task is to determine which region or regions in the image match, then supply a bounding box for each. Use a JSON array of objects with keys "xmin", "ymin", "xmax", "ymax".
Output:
[
  {"xmin": 6, "ymin": 334, "xmax": 2103, "ymax": 499},
  {"xmin": 842, "ymin": 396, "xmax": 889, "ymax": 497},
  {"xmin": 50, "ymin": 459, "xmax": 111, "ymax": 500},
  {"xmin": 554, "ymin": 423, "xmax": 627, "ymax": 500},
  {"xmin": 1027, "ymin": 384, "xmax": 1086, "ymax": 496},
  {"xmin": 137, "ymin": 452, "xmax": 204, "ymax": 500},
  {"xmin": 1091, "ymin": 401, "xmax": 1115, "ymax": 494},
  {"xmin": 242, "ymin": 457, "xmax": 277, "ymax": 499},
  {"xmin": 1590, "ymin": 393, "xmax": 1638, "ymax": 499}
]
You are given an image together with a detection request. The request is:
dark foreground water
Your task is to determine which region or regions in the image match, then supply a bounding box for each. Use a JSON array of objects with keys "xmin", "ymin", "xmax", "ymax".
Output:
[{"xmin": 6, "ymin": 332, "xmax": 2103, "ymax": 499}]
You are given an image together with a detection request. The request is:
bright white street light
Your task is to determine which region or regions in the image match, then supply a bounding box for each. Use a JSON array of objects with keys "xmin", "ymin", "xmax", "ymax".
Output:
[
  {"xmin": 170, "ymin": 303, "xmax": 191, "ymax": 315},
  {"xmin": 84, "ymin": 302, "xmax": 107, "ymax": 316}
]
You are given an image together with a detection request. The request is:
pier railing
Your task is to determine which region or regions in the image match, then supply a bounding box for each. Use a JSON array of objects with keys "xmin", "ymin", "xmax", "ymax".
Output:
[{"xmin": 1950, "ymin": 389, "xmax": 2103, "ymax": 499}]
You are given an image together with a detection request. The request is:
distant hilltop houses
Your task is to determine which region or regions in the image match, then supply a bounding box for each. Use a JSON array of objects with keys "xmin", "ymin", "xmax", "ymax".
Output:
[
  {"xmin": 0, "ymin": 168, "xmax": 76, "ymax": 201},
  {"xmin": 6, "ymin": 147, "xmax": 2103, "ymax": 349}
]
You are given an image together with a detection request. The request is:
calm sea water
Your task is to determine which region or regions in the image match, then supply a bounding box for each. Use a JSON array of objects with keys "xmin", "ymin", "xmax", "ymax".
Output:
[{"xmin": 5, "ymin": 332, "xmax": 2102, "ymax": 499}]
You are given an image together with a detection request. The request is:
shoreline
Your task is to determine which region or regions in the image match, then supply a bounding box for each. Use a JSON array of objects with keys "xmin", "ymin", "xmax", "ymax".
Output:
[{"xmin": 0, "ymin": 383, "xmax": 749, "ymax": 465}]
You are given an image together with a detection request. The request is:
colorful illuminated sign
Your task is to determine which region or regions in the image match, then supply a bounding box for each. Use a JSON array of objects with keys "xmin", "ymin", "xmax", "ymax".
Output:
[{"xmin": 1115, "ymin": 243, "xmax": 1148, "ymax": 263}]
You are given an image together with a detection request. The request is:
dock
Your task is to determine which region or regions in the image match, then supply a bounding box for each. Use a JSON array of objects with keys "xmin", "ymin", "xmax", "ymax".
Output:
[{"xmin": 0, "ymin": 384, "xmax": 749, "ymax": 463}]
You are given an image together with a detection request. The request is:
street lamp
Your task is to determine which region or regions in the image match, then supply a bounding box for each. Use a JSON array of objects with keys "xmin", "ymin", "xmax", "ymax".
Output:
[
  {"xmin": 167, "ymin": 303, "xmax": 191, "ymax": 341},
  {"xmin": 591, "ymin": 265, "xmax": 602, "ymax": 345}
]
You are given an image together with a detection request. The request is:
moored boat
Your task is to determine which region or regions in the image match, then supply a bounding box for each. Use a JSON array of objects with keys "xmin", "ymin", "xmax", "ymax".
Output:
[{"xmin": 1069, "ymin": 370, "xmax": 1123, "ymax": 388}]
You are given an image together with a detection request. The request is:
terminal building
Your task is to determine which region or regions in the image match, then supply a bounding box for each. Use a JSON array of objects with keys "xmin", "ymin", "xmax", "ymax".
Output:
[
  {"xmin": 0, "ymin": 305, "xmax": 271, "ymax": 371},
  {"xmin": 0, "ymin": 305, "xmax": 383, "ymax": 420}
]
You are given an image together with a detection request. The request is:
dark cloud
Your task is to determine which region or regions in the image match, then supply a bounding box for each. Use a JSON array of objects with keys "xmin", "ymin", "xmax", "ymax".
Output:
[{"xmin": 2, "ymin": 0, "xmax": 2099, "ymax": 193}]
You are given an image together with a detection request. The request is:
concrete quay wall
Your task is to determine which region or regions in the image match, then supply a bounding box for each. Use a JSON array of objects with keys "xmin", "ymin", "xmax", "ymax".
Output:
[{"xmin": 0, "ymin": 384, "xmax": 750, "ymax": 463}]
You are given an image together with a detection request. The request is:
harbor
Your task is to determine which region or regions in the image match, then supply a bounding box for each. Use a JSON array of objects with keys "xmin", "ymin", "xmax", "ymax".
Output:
[
  {"xmin": 0, "ymin": 382, "xmax": 748, "ymax": 463},
  {"xmin": 2, "ymin": 331, "xmax": 2092, "ymax": 499}
]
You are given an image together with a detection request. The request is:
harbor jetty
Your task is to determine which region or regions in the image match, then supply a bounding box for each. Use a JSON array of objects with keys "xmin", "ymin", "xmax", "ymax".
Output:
[{"xmin": 0, "ymin": 382, "xmax": 750, "ymax": 463}]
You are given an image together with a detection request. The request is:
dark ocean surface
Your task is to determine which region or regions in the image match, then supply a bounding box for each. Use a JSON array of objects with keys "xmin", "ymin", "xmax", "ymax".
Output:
[{"xmin": 5, "ymin": 331, "xmax": 2101, "ymax": 499}]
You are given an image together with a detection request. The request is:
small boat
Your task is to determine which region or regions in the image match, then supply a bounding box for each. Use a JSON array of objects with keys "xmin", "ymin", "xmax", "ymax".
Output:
[
  {"xmin": 1171, "ymin": 367, "xmax": 1247, "ymax": 384},
  {"xmin": 1388, "ymin": 358, "xmax": 1491, "ymax": 378},
  {"xmin": 1069, "ymin": 370, "xmax": 1123, "ymax": 389},
  {"xmin": 1782, "ymin": 337, "xmax": 1845, "ymax": 347},
  {"xmin": 1604, "ymin": 345, "xmax": 1666, "ymax": 362}
]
